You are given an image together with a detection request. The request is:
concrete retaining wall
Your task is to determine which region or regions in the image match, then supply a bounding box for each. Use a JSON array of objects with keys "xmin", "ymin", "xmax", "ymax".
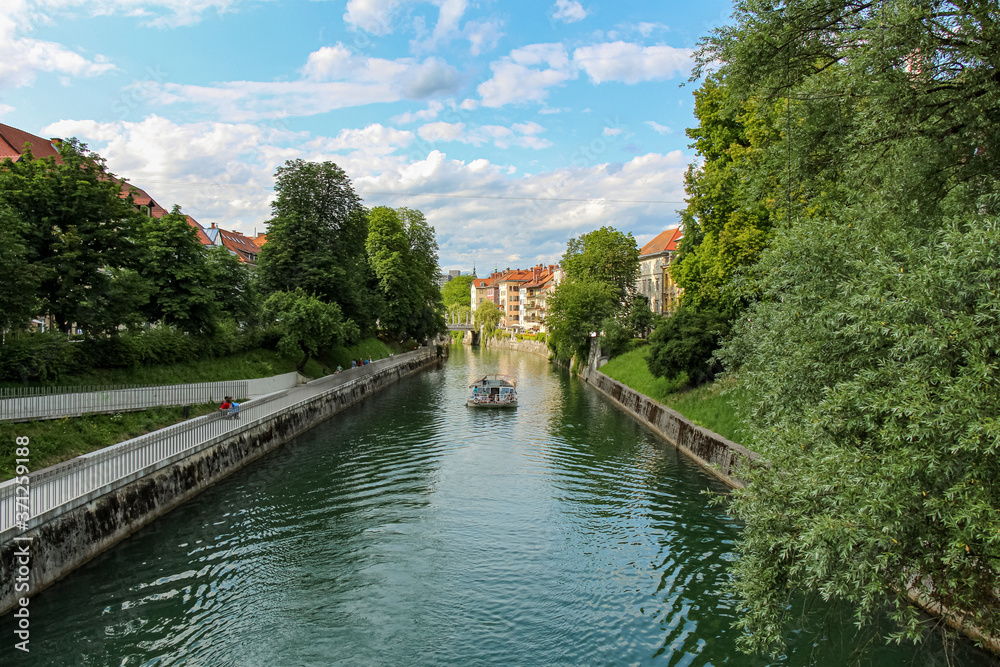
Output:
[
  {"xmin": 482, "ymin": 336, "xmax": 549, "ymax": 357},
  {"xmin": 585, "ymin": 370, "xmax": 757, "ymax": 487},
  {"xmin": 0, "ymin": 351, "xmax": 437, "ymax": 616}
]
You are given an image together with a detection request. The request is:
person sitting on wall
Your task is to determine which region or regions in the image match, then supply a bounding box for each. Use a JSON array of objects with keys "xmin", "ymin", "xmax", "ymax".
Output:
[
  {"xmin": 229, "ymin": 399, "xmax": 240, "ymax": 420},
  {"xmin": 220, "ymin": 397, "xmax": 232, "ymax": 415}
]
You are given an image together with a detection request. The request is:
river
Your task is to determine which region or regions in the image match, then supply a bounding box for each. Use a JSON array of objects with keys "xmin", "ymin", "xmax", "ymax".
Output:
[{"xmin": 2, "ymin": 345, "xmax": 996, "ymax": 666}]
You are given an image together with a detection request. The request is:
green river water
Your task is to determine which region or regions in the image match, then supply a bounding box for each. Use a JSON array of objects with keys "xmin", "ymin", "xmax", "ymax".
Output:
[{"xmin": 3, "ymin": 345, "xmax": 997, "ymax": 666}]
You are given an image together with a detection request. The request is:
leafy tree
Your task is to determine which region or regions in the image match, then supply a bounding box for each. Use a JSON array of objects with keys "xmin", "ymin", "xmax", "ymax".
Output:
[
  {"xmin": 366, "ymin": 206, "xmax": 444, "ymax": 341},
  {"xmin": 671, "ymin": 74, "xmax": 779, "ymax": 314},
  {"xmin": 694, "ymin": 0, "xmax": 1000, "ymax": 654},
  {"xmin": 0, "ymin": 206, "xmax": 43, "ymax": 332},
  {"xmin": 547, "ymin": 226, "xmax": 639, "ymax": 362},
  {"xmin": 720, "ymin": 206, "xmax": 1000, "ymax": 655},
  {"xmin": 646, "ymin": 305, "xmax": 729, "ymax": 386},
  {"xmin": 562, "ymin": 226, "xmax": 640, "ymax": 303},
  {"xmin": 0, "ymin": 140, "xmax": 144, "ymax": 333},
  {"xmin": 257, "ymin": 160, "xmax": 372, "ymax": 329},
  {"xmin": 263, "ymin": 289, "xmax": 356, "ymax": 372},
  {"xmin": 625, "ymin": 294, "xmax": 655, "ymax": 339},
  {"xmin": 545, "ymin": 279, "xmax": 616, "ymax": 362},
  {"xmin": 473, "ymin": 299, "xmax": 502, "ymax": 333},
  {"xmin": 206, "ymin": 245, "xmax": 260, "ymax": 326},
  {"xmin": 79, "ymin": 268, "xmax": 151, "ymax": 335},
  {"xmin": 597, "ymin": 316, "xmax": 632, "ymax": 359},
  {"xmin": 139, "ymin": 207, "xmax": 217, "ymax": 334},
  {"xmin": 441, "ymin": 274, "xmax": 474, "ymax": 311}
]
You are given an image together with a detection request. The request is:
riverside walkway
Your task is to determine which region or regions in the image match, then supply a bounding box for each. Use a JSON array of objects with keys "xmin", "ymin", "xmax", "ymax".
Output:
[
  {"xmin": 0, "ymin": 350, "xmax": 430, "ymax": 545},
  {"xmin": 0, "ymin": 372, "xmax": 302, "ymax": 423}
]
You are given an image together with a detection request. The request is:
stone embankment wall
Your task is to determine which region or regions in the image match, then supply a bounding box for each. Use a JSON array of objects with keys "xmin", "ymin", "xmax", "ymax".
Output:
[
  {"xmin": 482, "ymin": 336, "xmax": 549, "ymax": 358},
  {"xmin": 0, "ymin": 351, "xmax": 437, "ymax": 616},
  {"xmin": 585, "ymin": 370, "xmax": 757, "ymax": 488}
]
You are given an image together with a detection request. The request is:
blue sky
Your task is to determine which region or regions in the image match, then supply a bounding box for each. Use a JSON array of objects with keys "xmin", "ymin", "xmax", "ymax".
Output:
[{"xmin": 0, "ymin": 0, "xmax": 734, "ymax": 271}]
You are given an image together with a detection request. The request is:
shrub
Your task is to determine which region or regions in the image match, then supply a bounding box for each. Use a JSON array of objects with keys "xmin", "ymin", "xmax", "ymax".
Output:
[{"xmin": 646, "ymin": 306, "xmax": 731, "ymax": 386}]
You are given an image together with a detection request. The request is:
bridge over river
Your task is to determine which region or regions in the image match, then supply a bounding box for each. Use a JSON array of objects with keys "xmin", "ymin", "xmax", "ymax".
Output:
[{"xmin": 3, "ymin": 346, "xmax": 995, "ymax": 665}]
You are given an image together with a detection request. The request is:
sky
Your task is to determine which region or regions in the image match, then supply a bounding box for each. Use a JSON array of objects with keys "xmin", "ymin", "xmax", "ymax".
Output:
[{"xmin": 0, "ymin": 0, "xmax": 734, "ymax": 272}]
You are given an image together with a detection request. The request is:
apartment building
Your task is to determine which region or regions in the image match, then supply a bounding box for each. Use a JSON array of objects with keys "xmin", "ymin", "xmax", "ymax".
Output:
[{"xmin": 637, "ymin": 228, "xmax": 683, "ymax": 315}]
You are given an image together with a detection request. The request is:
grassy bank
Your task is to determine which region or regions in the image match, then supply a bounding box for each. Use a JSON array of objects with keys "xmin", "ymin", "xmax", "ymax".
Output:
[
  {"xmin": 0, "ymin": 337, "xmax": 409, "ymax": 479},
  {"xmin": 599, "ymin": 346, "xmax": 752, "ymax": 447},
  {"xmin": 1, "ymin": 348, "xmax": 324, "ymax": 389},
  {"xmin": 0, "ymin": 402, "xmax": 219, "ymax": 481}
]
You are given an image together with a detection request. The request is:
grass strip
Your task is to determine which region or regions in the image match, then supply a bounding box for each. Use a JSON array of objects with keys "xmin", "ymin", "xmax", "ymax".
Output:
[
  {"xmin": 598, "ymin": 346, "xmax": 753, "ymax": 447},
  {"xmin": 0, "ymin": 402, "xmax": 219, "ymax": 481}
]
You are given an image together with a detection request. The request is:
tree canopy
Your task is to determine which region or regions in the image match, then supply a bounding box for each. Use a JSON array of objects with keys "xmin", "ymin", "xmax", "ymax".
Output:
[
  {"xmin": 689, "ymin": 0, "xmax": 1000, "ymax": 655},
  {"xmin": 0, "ymin": 140, "xmax": 144, "ymax": 333},
  {"xmin": 257, "ymin": 159, "xmax": 372, "ymax": 329},
  {"xmin": 547, "ymin": 226, "xmax": 639, "ymax": 362},
  {"xmin": 365, "ymin": 206, "xmax": 445, "ymax": 342}
]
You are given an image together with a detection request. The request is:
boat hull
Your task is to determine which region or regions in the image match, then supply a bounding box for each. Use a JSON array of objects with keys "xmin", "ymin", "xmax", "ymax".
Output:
[{"xmin": 465, "ymin": 400, "xmax": 517, "ymax": 408}]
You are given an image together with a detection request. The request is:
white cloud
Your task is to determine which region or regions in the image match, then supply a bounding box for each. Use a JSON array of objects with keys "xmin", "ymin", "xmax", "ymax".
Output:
[
  {"xmin": 418, "ymin": 121, "xmax": 467, "ymax": 142},
  {"xmin": 603, "ymin": 127, "xmax": 622, "ymax": 136},
  {"xmin": 0, "ymin": 103, "xmax": 13, "ymax": 116},
  {"xmin": 551, "ymin": 0, "xmax": 587, "ymax": 23},
  {"xmin": 644, "ymin": 120, "xmax": 672, "ymax": 134},
  {"xmin": 464, "ymin": 18, "xmax": 503, "ymax": 56},
  {"xmin": 151, "ymin": 44, "xmax": 461, "ymax": 121},
  {"xmin": 573, "ymin": 41, "xmax": 693, "ymax": 84},
  {"xmin": 416, "ymin": 121, "xmax": 551, "ymax": 150},
  {"xmin": 0, "ymin": 5, "xmax": 116, "ymax": 88},
  {"xmin": 38, "ymin": 114, "xmax": 689, "ymax": 272},
  {"xmin": 636, "ymin": 22, "xmax": 667, "ymax": 37},
  {"xmin": 477, "ymin": 43, "xmax": 575, "ymax": 108},
  {"xmin": 343, "ymin": 0, "xmax": 402, "ymax": 35},
  {"xmin": 392, "ymin": 100, "xmax": 445, "ymax": 124}
]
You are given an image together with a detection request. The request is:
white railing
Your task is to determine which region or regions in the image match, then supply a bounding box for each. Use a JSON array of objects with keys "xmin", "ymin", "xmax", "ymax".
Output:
[
  {"xmin": 0, "ymin": 349, "xmax": 431, "ymax": 545},
  {"xmin": 0, "ymin": 372, "xmax": 301, "ymax": 423}
]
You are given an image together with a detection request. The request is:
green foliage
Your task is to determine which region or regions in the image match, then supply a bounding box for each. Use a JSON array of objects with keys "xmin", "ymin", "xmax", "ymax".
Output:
[
  {"xmin": 0, "ymin": 205, "xmax": 43, "ymax": 332},
  {"xmin": 140, "ymin": 207, "xmax": 216, "ymax": 334},
  {"xmin": 256, "ymin": 159, "xmax": 372, "ymax": 329},
  {"xmin": 625, "ymin": 295, "xmax": 656, "ymax": 339},
  {"xmin": 264, "ymin": 289, "xmax": 353, "ymax": 372},
  {"xmin": 562, "ymin": 226, "xmax": 640, "ymax": 303},
  {"xmin": 722, "ymin": 208, "xmax": 1000, "ymax": 654},
  {"xmin": 206, "ymin": 245, "xmax": 261, "ymax": 326},
  {"xmin": 597, "ymin": 316, "xmax": 632, "ymax": 358},
  {"xmin": 689, "ymin": 0, "xmax": 1000, "ymax": 654},
  {"xmin": 441, "ymin": 274, "xmax": 474, "ymax": 310},
  {"xmin": 473, "ymin": 299, "xmax": 502, "ymax": 333},
  {"xmin": 0, "ymin": 140, "xmax": 144, "ymax": 333},
  {"xmin": 670, "ymin": 75, "xmax": 779, "ymax": 314},
  {"xmin": 545, "ymin": 279, "xmax": 616, "ymax": 362},
  {"xmin": 449, "ymin": 330, "xmax": 464, "ymax": 343},
  {"xmin": 365, "ymin": 206, "xmax": 445, "ymax": 342},
  {"xmin": 321, "ymin": 337, "xmax": 395, "ymax": 370},
  {"xmin": 647, "ymin": 306, "xmax": 730, "ymax": 386}
]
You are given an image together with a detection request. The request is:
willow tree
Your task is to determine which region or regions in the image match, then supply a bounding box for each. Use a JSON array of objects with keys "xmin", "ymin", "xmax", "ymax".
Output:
[{"xmin": 697, "ymin": 0, "xmax": 1000, "ymax": 655}]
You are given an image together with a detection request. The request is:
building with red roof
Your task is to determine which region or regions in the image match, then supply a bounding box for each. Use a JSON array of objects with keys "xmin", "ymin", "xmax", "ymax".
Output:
[
  {"xmin": 638, "ymin": 228, "xmax": 683, "ymax": 314},
  {"xmin": 0, "ymin": 122, "xmax": 63, "ymax": 163}
]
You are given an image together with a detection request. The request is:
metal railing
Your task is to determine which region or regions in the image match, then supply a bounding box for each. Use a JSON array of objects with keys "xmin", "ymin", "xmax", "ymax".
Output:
[
  {"xmin": 0, "ymin": 349, "xmax": 431, "ymax": 544},
  {"xmin": 0, "ymin": 372, "xmax": 301, "ymax": 423}
]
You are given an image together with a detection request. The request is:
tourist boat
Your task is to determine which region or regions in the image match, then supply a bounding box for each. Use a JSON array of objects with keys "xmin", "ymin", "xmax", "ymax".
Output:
[{"xmin": 466, "ymin": 374, "xmax": 518, "ymax": 408}]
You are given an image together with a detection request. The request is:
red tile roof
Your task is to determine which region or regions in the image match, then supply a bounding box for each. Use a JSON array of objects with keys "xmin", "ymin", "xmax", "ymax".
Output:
[
  {"xmin": 252, "ymin": 233, "xmax": 267, "ymax": 247},
  {"xmin": 217, "ymin": 228, "xmax": 261, "ymax": 263},
  {"xmin": 0, "ymin": 122, "xmax": 63, "ymax": 163},
  {"xmin": 639, "ymin": 228, "xmax": 683, "ymax": 256}
]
